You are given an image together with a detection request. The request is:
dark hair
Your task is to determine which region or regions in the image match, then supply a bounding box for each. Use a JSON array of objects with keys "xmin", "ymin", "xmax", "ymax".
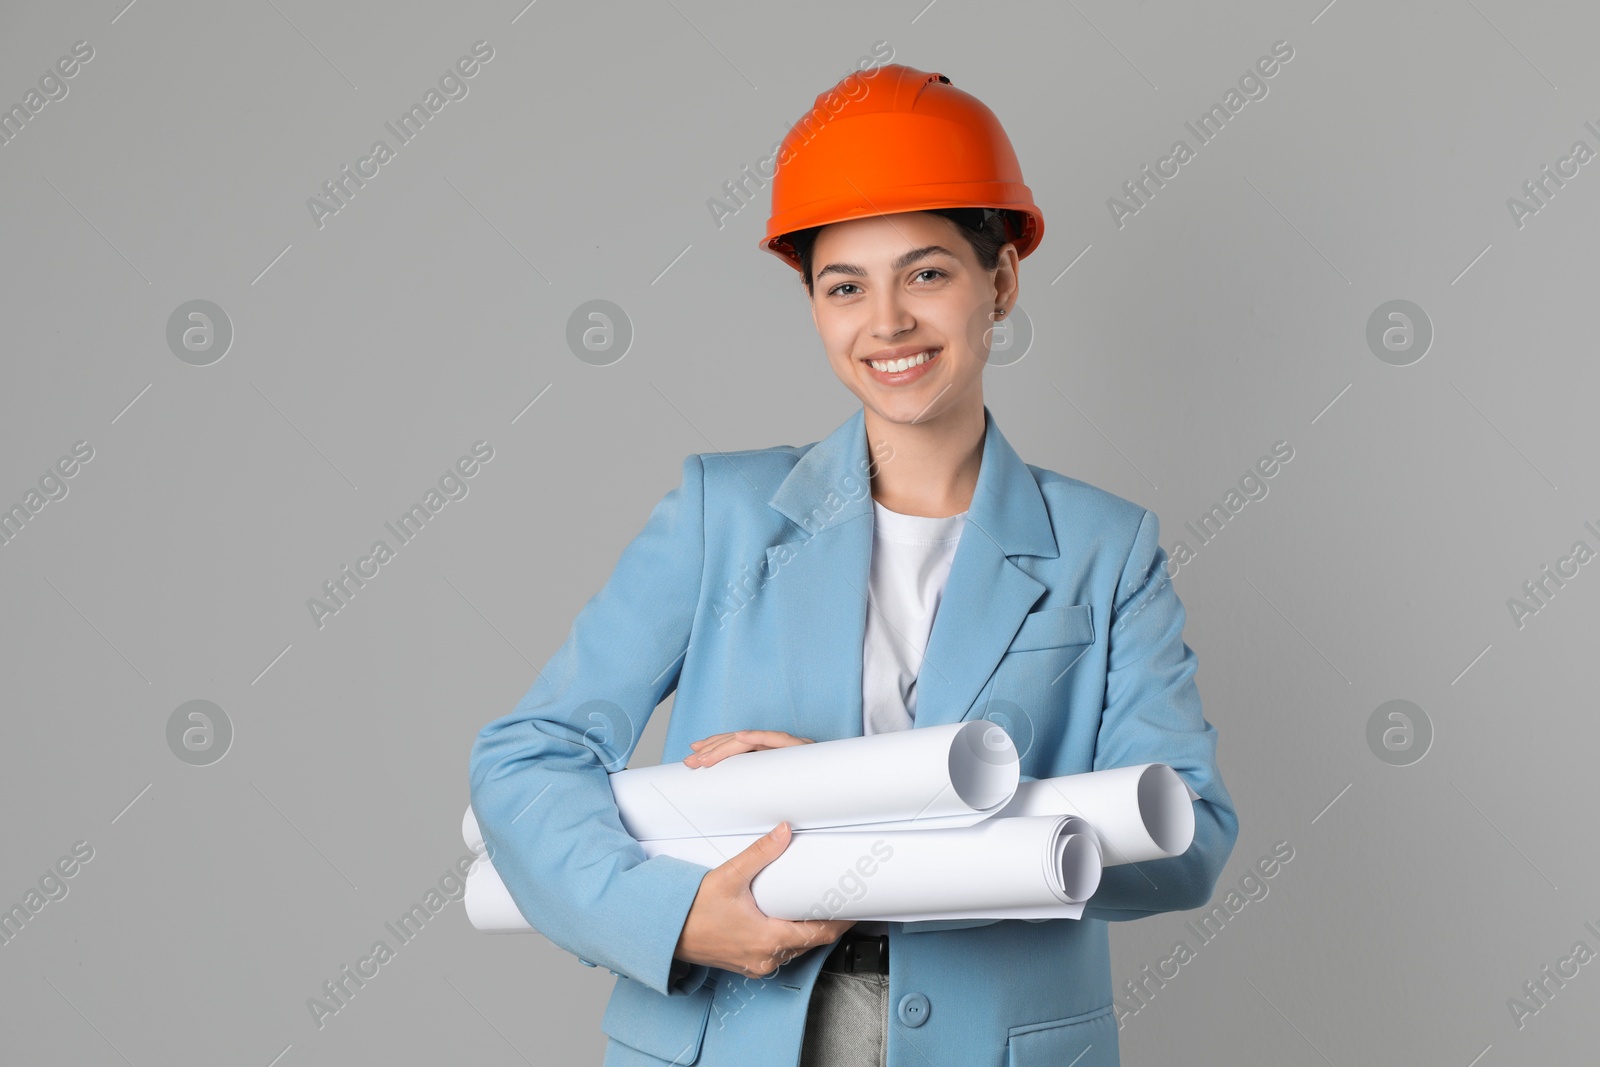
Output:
[{"xmin": 789, "ymin": 207, "xmax": 1020, "ymax": 296}]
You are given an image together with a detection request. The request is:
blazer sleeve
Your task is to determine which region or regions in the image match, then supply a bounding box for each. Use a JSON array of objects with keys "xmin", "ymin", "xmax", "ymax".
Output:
[
  {"xmin": 468, "ymin": 454, "xmax": 715, "ymax": 997},
  {"xmin": 1079, "ymin": 508, "xmax": 1240, "ymax": 921}
]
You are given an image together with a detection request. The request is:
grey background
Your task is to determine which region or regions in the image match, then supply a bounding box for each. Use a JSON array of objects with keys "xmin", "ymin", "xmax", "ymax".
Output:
[{"xmin": 2, "ymin": 0, "xmax": 1596, "ymax": 1063}]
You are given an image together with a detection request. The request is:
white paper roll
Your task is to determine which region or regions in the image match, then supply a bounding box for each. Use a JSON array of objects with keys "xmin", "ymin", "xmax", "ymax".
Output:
[
  {"xmin": 640, "ymin": 814, "xmax": 1102, "ymax": 921},
  {"xmin": 462, "ymin": 813, "xmax": 1102, "ymax": 928},
  {"xmin": 608, "ymin": 720, "xmax": 1019, "ymax": 839},
  {"xmin": 463, "ymin": 854, "xmax": 532, "ymax": 933},
  {"xmin": 994, "ymin": 763, "xmax": 1197, "ymax": 865},
  {"xmin": 460, "ymin": 731, "xmax": 1199, "ymax": 930}
]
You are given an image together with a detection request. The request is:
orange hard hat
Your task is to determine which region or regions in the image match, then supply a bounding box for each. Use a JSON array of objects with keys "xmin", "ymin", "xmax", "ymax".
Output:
[{"xmin": 760, "ymin": 63, "xmax": 1045, "ymax": 273}]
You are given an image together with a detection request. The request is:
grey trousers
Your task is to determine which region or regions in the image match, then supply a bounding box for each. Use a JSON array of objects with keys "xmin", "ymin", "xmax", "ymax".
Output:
[{"xmin": 797, "ymin": 971, "xmax": 889, "ymax": 1067}]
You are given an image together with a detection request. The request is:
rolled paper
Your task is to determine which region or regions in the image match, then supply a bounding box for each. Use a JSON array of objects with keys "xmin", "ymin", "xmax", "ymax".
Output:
[
  {"xmin": 994, "ymin": 763, "xmax": 1197, "ymax": 866},
  {"xmin": 606, "ymin": 719, "xmax": 1019, "ymax": 840},
  {"xmin": 463, "ymin": 814, "xmax": 1102, "ymax": 928},
  {"xmin": 463, "ymin": 853, "xmax": 531, "ymax": 933},
  {"xmin": 459, "ymin": 732, "xmax": 1201, "ymax": 931},
  {"xmin": 639, "ymin": 813, "xmax": 1102, "ymax": 921}
]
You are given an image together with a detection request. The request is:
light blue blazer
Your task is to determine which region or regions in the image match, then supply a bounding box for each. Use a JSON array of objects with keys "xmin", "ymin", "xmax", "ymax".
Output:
[{"xmin": 469, "ymin": 403, "xmax": 1239, "ymax": 1067}]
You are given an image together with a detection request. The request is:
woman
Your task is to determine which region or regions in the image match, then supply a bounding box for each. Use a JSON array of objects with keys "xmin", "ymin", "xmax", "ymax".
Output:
[{"xmin": 470, "ymin": 64, "xmax": 1239, "ymax": 1067}]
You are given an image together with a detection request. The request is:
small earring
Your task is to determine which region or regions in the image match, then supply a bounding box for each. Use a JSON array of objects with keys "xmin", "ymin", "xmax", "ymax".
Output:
[{"xmin": 993, "ymin": 308, "xmax": 1007, "ymax": 319}]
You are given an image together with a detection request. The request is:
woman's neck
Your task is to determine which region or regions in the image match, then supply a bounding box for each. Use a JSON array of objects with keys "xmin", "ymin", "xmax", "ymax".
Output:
[{"xmin": 863, "ymin": 402, "xmax": 985, "ymax": 518}]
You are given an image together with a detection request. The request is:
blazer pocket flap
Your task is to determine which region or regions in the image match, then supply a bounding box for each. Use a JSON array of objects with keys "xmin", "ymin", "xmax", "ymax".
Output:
[
  {"xmin": 1009, "ymin": 604, "xmax": 1095, "ymax": 652},
  {"xmin": 601, "ymin": 975, "xmax": 713, "ymax": 1064},
  {"xmin": 1007, "ymin": 1003, "xmax": 1118, "ymax": 1066}
]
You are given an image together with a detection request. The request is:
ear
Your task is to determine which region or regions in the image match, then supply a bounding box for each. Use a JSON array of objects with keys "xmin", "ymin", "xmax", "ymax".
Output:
[{"xmin": 992, "ymin": 243, "xmax": 1021, "ymax": 316}]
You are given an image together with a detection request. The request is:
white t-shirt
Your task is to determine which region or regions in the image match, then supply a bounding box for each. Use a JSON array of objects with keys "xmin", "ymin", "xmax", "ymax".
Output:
[
  {"xmin": 855, "ymin": 498, "xmax": 967, "ymax": 939},
  {"xmin": 862, "ymin": 498, "xmax": 968, "ymax": 736}
]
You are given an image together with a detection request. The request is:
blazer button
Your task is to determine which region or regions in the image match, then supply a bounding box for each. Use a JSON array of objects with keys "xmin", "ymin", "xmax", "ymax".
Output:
[{"xmin": 897, "ymin": 992, "xmax": 931, "ymax": 1027}]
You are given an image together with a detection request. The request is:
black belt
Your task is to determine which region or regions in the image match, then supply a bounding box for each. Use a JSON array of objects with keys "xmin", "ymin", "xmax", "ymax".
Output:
[{"xmin": 822, "ymin": 931, "xmax": 889, "ymax": 975}]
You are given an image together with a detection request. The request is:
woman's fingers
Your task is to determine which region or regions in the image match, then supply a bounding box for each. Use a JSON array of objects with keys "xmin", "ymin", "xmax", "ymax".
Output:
[
  {"xmin": 683, "ymin": 730, "xmax": 815, "ymax": 767},
  {"xmin": 727, "ymin": 730, "xmax": 811, "ymax": 748},
  {"xmin": 686, "ymin": 735, "xmax": 746, "ymax": 766},
  {"xmin": 684, "ymin": 734, "xmax": 737, "ymax": 764}
]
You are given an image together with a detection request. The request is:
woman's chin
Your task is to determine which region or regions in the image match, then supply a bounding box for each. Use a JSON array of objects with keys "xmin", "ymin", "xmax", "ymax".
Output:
[{"xmin": 861, "ymin": 393, "xmax": 967, "ymax": 428}]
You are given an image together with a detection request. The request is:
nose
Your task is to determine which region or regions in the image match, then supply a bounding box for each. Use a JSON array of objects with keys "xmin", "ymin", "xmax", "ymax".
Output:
[{"xmin": 868, "ymin": 286, "xmax": 915, "ymax": 340}]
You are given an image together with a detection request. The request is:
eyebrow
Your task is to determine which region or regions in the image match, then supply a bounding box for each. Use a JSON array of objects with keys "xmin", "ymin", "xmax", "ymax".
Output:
[{"xmin": 814, "ymin": 245, "xmax": 960, "ymax": 282}]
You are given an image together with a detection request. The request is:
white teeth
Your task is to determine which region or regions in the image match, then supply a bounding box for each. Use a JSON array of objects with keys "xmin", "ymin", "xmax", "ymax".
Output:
[{"xmin": 867, "ymin": 350, "xmax": 935, "ymax": 373}]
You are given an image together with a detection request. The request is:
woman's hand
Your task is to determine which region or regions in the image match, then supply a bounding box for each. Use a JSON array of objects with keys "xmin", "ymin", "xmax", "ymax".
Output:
[
  {"xmin": 684, "ymin": 729, "xmax": 814, "ymax": 768},
  {"xmin": 673, "ymin": 821, "xmax": 855, "ymax": 977},
  {"xmin": 673, "ymin": 733, "xmax": 846, "ymax": 975}
]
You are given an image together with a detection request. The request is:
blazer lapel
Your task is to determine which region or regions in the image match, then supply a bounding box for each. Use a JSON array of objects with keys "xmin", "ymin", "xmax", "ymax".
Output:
[
  {"xmin": 915, "ymin": 406, "xmax": 1058, "ymax": 729},
  {"xmin": 763, "ymin": 408, "xmax": 876, "ymax": 743},
  {"xmin": 762, "ymin": 404, "xmax": 1060, "ymax": 742}
]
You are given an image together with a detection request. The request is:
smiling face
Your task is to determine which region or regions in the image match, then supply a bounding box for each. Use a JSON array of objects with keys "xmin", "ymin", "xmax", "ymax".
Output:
[{"xmin": 807, "ymin": 211, "xmax": 1019, "ymax": 430}]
